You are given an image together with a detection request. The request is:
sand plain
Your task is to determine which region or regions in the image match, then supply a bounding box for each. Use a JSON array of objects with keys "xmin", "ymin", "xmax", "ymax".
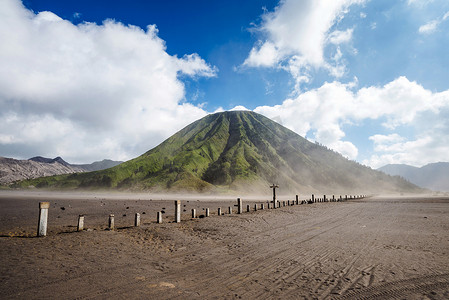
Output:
[{"xmin": 0, "ymin": 190, "xmax": 448, "ymax": 299}]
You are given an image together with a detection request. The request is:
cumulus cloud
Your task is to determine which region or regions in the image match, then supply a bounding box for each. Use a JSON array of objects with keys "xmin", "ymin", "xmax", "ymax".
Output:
[
  {"xmin": 254, "ymin": 77, "xmax": 449, "ymax": 167},
  {"xmin": 0, "ymin": 0, "xmax": 216, "ymax": 163},
  {"xmin": 243, "ymin": 0, "xmax": 364, "ymax": 89},
  {"xmin": 230, "ymin": 105, "xmax": 250, "ymax": 111}
]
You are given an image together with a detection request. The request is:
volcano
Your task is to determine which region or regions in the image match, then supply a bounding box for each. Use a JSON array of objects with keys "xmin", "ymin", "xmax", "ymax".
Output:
[{"xmin": 17, "ymin": 111, "xmax": 421, "ymax": 194}]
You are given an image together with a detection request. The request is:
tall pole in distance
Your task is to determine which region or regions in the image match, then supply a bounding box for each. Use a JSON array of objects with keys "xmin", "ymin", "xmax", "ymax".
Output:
[{"xmin": 270, "ymin": 184, "xmax": 279, "ymax": 209}]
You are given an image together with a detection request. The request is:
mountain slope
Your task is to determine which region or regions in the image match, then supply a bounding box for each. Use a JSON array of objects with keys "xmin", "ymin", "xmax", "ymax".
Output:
[
  {"xmin": 14, "ymin": 111, "xmax": 421, "ymax": 194},
  {"xmin": 0, "ymin": 157, "xmax": 123, "ymax": 185},
  {"xmin": 379, "ymin": 162, "xmax": 449, "ymax": 192},
  {"xmin": 0, "ymin": 157, "xmax": 85, "ymax": 185},
  {"xmin": 72, "ymin": 159, "xmax": 123, "ymax": 171}
]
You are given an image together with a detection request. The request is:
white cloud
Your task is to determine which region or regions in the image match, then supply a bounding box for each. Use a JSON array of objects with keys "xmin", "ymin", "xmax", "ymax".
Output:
[
  {"xmin": 254, "ymin": 77, "xmax": 449, "ymax": 167},
  {"xmin": 418, "ymin": 10, "xmax": 449, "ymax": 34},
  {"xmin": 407, "ymin": 0, "xmax": 435, "ymax": 7},
  {"xmin": 0, "ymin": 0, "xmax": 216, "ymax": 163},
  {"xmin": 419, "ymin": 20, "xmax": 439, "ymax": 34},
  {"xmin": 243, "ymin": 42, "xmax": 279, "ymax": 67},
  {"xmin": 243, "ymin": 0, "xmax": 365, "ymax": 89},
  {"xmin": 328, "ymin": 28, "xmax": 354, "ymax": 45},
  {"xmin": 230, "ymin": 105, "xmax": 250, "ymax": 111}
]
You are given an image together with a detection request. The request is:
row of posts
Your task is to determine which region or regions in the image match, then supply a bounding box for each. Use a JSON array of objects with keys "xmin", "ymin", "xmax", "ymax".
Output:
[{"xmin": 36, "ymin": 194, "xmax": 366, "ymax": 236}]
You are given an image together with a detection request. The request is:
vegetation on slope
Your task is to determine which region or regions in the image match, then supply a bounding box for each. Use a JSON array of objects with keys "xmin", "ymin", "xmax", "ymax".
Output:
[{"xmin": 14, "ymin": 111, "xmax": 421, "ymax": 194}]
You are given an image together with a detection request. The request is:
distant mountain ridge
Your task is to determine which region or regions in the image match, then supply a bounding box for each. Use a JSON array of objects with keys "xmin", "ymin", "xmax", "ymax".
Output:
[
  {"xmin": 29, "ymin": 156, "xmax": 71, "ymax": 166},
  {"xmin": 15, "ymin": 111, "xmax": 422, "ymax": 194},
  {"xmin": 0, "ymin": 156, "xmax": 123, "ymax": 185},
  {"xmin": 378, "ymin": 162, "xmax": 449, "ymax": 192},
  {"xmin": 28, "ymin": 156, "xmax": 123, "ymax": 172}
]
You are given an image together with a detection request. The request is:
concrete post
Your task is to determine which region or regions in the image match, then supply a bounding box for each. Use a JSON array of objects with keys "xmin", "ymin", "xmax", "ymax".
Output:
[
  {"xmin": 108, "ymin": 214, "xmax": 114, "ymax": 230},
  {"xmin": 237, "ymin": 198, "xmax": 243, "ymax": 214},
  {"xmin": 157, "ymin": 211, "xmax": 162, "ymax": 223},
  {"xmin": 218, "ymin": 207, "xmax": 222, "ymax": 216},
  {"xmin": 175, "ymin": 200, "xmax": 181, "ymax": 223},
  {"xmin": 37, "ymin": 202, "xmax": 50, "ymax": 237},
  {"xmin": 135, "ymin": 213, "xmax": 140, "ymax": 227},
  {"xmin": 77, "ymin": 215, "xmax": 84, "ymax": 231},
  {"xmin": 191, "ymin": 209, "xmax": 196, "ymax": 219},
  {"xmin": 206, "ymin": 208, "xmax": 210, "ymax": 217}
]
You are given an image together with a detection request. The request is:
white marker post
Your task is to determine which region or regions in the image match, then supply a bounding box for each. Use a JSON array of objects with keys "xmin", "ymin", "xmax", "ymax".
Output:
[
  {"xmin": 77, "ymin": 215, "xmax": 84, "ymax": 231},
  {"xmin": 109, "ymin": 214, "xmax": 115, "ymax": 230},
  {"xmin": 37, "ymin": 202, "xmax": 50, "ymax": 237},
  {"xmin": 135, "ymin": 213, "xmax": 140, "ymax": 227},
  {"xmin": 175, "ymin": 200, "xmax": 181, "ymax": 223}
]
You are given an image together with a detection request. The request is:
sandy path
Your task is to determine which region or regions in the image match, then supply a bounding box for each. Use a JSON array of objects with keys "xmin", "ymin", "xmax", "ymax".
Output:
[{"xmin": 1, "ymin": 193, "xmax": 448, "ymax": 299}]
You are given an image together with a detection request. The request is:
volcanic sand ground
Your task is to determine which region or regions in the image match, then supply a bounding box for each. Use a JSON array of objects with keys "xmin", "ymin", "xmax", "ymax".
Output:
[{"xmin": 0, "ymin": 191, "xmax": 448, "ymax": 299}]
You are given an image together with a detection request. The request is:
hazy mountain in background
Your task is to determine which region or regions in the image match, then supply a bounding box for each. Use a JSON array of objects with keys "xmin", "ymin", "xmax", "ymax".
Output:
[
  {"xmin": 15, "ymin": 111, "xmax": 421, "ymax": 194},
  {"xmin": 0, "ymin": 157, "xmax": 123, "ymax": 185},
  {"xmin": 378, "ymin": 162, "xmax": 449, "ymax": 192},
  {"xmin": 29, "ymin": 156, "xmax": 71, "ymax": 166},
  {"xmin": 0, "ymin": 157, "xmax": 84, "ymax": 185},
  {"xmin": 74, "ymin": 159, "xmax": 124, "ymax": 172}
]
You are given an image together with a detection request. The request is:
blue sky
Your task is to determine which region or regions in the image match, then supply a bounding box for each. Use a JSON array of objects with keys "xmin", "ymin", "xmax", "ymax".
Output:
[{"xmin": 1, "ymin": 0, "xmax": 449, "ymax": 168}]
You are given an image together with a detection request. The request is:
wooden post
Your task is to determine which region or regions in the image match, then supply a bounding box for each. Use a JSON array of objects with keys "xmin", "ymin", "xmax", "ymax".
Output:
[
  {"xmin": 270, "ymin": 184, "xmax": 279, "ymax": 208},
  {"xmin": 312, "ymin": 194, "xmax": 315, "ymax": 203},
  {"xmin": 157, "ymin": 211, "xmax": 162, "ymax": 223},
  {"xmin": 175, "ymin": 200, "xmax": 181, "ymax": 223},
  {"xmin": 228, "ymin": 206, "xmax": 232, "ymax": 214},
  {"xmin": 206, "ymin": 208, "xmax": 210, "ymax": 217},
  {"xmin": 324, "ymin": 195, "xmax": 327, "ymax": 202},
  {"xmin": 254, "ymin": 203, "xmax": 257, "ymax": 211},
  {"xmin": 108, "ymin": 214, "xmax": 114, "ymax": 230},
  {"xmin": 287, "ymin": 200, "xmax": 290, "ymax": 206},
  {"xmin": 261, "ymin": 203, "xmax": 264, "ymax": 210},
  {"xmin": 218, "ymin": 207, "xmax": 222, "ymax": 215},
  {"xmin": 135, "ymin": 213, "xmax": 140, "ymax": 227},
  {"xmin": 296, "ymin": 195, "xmax": 299, "ymax": 205},
  {"xmin": 237, "ymin": 198, "xmax": 243, "ymax": 214},
  {"xmin": 192, "ymin": 209, "xmax": 196, "ymax": 219},
  {"xmin": 77, "ymin": 215, "xmax": 84, "ymax": 231},
  {"xmin": 247, "ymin": 204, "xmax": 250, "ymax": 212},
  {"xmin": 333, "ymin": 195, "xmax": 335, "ymax": 202},
  {"xmin": 37, "ymin": 202, "xmax": 50, "ymax": 237}
]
